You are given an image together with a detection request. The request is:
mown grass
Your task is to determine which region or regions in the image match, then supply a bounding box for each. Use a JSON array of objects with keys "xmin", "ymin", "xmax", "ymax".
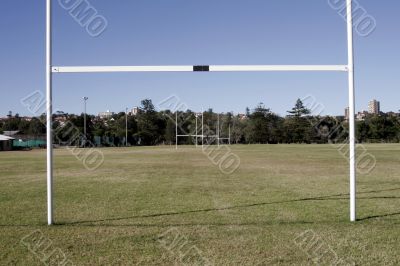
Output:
[{"xmin": 0, "ymin": 144, "xmax": 399, "ymax": 265}]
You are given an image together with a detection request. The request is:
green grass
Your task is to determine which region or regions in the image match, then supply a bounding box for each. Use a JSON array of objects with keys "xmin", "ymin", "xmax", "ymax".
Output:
[{"xmin": 0, "ymin": 144, "xmax": 399, "ymax": 265}]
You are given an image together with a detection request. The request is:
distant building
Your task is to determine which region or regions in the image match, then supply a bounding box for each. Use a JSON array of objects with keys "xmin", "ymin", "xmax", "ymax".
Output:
[
  {"xmin": 54, "ymin": 116, "xmax": 67, "ymax": 126},
  {"xmin": 3, "ymin": 131, "xmax": 20, "ymax": 137},
  {"xmin": 387, "ymin": 111, "xmax": 399, "ymax": 117},
  {"xmin": 98, "ymin": 110, "xmax": 115, "ymax": 119},
  {"xmin": 21, "ymin": 116, "xmax": 33, "ymax": 122},
  {"xmin": 345, "ymin": 107, "xmax": 350, "ymax": 120},
  {"xmin": 368, "ymin": 99, "xmax": 380, "ymax": 115},
  {"xmin": 237, "ymin": 114, "xmax": 248, "ymax": 120},
  {"xmin": 131, "ymin": 107, "xmax": 140, "ymax": 116},
  {"xmin": 356, "ymin": 111, "xmax": 369, "ymax": 121}
]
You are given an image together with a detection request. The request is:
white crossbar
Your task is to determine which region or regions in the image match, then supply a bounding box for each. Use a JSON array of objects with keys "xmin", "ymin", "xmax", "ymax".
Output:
[
  {"xmin": 210, "ymin": 65, "xmax": 348, "ymax": 72},
  {"xmin": 52, "ymin": 65, "xmax": 348, "ymax": 73},
  {"xmin": 53, "ymin": 66, "xmax": 192, "ymax": 73}
]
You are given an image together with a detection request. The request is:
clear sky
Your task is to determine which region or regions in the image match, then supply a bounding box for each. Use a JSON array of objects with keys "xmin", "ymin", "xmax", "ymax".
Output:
[{"xmin": 0, "ymin": 0, "xmax": 399, "ymax": 117}]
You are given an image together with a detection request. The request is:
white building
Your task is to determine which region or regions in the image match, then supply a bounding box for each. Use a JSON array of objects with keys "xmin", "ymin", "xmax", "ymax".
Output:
[
  {"xmin": 98, "ymin": 110, "xmax": 115, "ymax": 119},
  {"xmin": 131, "ymin": 107, "xmax": 140, "ymax": 116}
]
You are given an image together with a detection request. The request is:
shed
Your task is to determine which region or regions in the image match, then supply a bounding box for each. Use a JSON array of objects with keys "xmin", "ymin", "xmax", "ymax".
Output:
[{"xmin": 0, "ymin": 135, "xmax": 15, "ymax": 151}]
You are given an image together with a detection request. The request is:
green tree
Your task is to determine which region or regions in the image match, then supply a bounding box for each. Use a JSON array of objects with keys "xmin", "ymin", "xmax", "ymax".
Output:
[
  {"xmin": 2, "ymin": 117, "xmax": 21, "ymax": 131},
  {"xmin": 245, "ymin": 103, "xmax": 282, "ymax": 144},
  {"xmin": 284, "ymin": 99, "xmax": 313, "ymax": 143},
  {"xmin": 28, "ymin": 118, "xmax": 46, "ymax": 136},
  {"xmin": 231, "ymin": 115, "xmax": 246, "ymax": 144},
  {"xmin": 164, "ymin": 118, "xmax": 176, "ymax": 145},
  {"xmin": 287, "ymin": 99, "xmax": 311, "ymax": 117},
  {"xmin": 136, "ymin": 99, "xmax": 166, "ymax": 145},
  {"xmin": 284, "ymin": 117, "xmax": 313, "ymax": 144}
]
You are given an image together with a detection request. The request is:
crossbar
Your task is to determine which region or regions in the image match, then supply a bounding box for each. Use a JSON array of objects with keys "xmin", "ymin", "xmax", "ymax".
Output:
[
  {"xmin": 176, "ymin": 135, "xmax": 204, "ymax": 137},
  {"xmin": 52, "ymin": 65, "xmax": 348, "ymax": 73}
]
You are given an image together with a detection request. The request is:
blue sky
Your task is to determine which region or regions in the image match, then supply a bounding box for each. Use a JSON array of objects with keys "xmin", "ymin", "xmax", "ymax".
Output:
[{"xmin": 0, "ymin": 0, "xmax": 399, "ymax": 117}]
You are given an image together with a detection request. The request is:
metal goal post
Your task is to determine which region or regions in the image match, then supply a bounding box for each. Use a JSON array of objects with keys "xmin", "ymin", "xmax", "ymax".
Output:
[{"xmin": 45, "ymin": 0, "xmax": 357, "ymax": 224}]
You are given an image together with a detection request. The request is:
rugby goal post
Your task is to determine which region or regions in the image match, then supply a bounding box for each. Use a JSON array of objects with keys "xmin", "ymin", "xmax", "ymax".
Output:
[
  {"xmin": 46, "ymin": 0, "xmax": 357, "ymax": 224},
  {"xmin": 217, "ymin": 114, "xmax": 232, "ymax": 146},
  {"xmin": 175, "ymin": 111, "xmax": 205, "ymax": 149}
]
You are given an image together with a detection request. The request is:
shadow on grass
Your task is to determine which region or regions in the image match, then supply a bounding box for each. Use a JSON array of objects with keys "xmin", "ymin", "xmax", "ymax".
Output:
[
  {"xmin": 2, "ymin": 187, "xmax": 399, "ymax": 227},
  {"xmin": 55, "ymin": 187, "xmax": 400, "ymax": 226},
  {"xmin": 358, "ymin": 212, "xmax": 400, "ymax": 221}
]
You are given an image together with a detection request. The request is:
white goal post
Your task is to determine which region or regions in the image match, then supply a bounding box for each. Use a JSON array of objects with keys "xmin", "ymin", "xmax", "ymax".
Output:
[
  {"xmin": 46, "ymin": 0, "xmax": 357, "ymax": 224},
  {"xmin": 175, "ymin": 111, "xmax": 232, "ymax": 149},
  {"xmin": 216, "ymin": 114, "xmax": 232, "ymax": 146},
  {"xmin": 175, "ymin": 111, "xmax": 205, "ymax": 149}
]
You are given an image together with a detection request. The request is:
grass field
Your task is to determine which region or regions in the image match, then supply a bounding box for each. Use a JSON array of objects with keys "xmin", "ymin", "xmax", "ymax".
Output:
[{"xmin": 0, "ymin": 144, "xmax": 399, "ymax": 265}]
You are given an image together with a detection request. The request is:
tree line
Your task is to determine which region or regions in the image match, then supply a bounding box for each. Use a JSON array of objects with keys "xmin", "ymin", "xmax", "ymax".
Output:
[{"xmin": 1, "ymin": 99, "xmax": 400, "ymax": 146}]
